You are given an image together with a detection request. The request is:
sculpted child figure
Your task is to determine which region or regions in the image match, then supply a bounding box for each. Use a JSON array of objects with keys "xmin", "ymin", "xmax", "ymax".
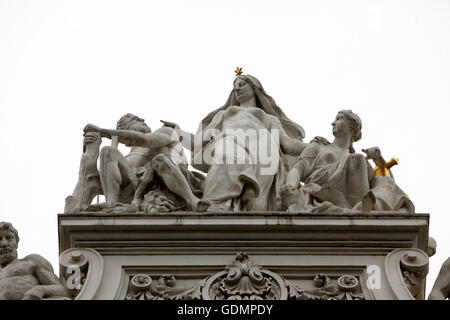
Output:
[
  {"xmin": 0, "ymin": 222, "xmax": 69, "ymax": 300},
  {"xmin": 67, "ymin": 113, "xmax": 209, "ymax": 213},
  {"xmin": 281, "ymin": 110, "xmax": 414, "ymax": 213}
]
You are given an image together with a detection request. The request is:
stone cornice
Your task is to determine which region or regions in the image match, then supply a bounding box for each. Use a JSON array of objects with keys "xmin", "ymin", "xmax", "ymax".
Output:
[{"xmin": 58, "ymin": 212, "xmax": 429, "ymax": 256}]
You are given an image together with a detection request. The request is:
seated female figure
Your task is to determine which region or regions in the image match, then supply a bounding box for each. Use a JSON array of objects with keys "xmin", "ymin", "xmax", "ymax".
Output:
[{"xmin": 282, "ymin": 110, "xmax": 414, "ymax": 213}]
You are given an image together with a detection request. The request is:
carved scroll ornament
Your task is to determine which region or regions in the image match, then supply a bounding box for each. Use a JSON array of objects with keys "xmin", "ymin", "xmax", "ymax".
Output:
[
  {"xmin": 385, "ymin": 248, "xmax": 429, "ymax": 300},
  {"xmin": 59, "ymin": 248, "xmax": 104, "ymax": 300},
  {"xmin": 124, "ymin": 252, "xmax": 365, "ymax": 300}
]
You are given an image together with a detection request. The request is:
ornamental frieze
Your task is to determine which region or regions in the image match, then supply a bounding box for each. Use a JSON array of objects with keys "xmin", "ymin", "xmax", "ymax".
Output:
[{"xmin": 123, "ymin": 252, "xmax": 365, "ymax": 300}]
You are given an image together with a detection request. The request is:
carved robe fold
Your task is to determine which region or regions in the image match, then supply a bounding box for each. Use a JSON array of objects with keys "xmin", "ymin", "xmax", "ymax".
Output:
[
  {"xmin": 191, "ymin": 106, "xmax": 288, "ymax": 211},
  {"xmin": 291, "ymin": 142, "xmax": 414, "ymax": 213}
]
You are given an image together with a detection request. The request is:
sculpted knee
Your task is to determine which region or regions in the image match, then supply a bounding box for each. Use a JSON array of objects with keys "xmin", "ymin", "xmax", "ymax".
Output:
[
  {"xmin": 350, "ymin": 153, "xmax": 366, "ymax": 160},
  {"xmin": 100, "ymin": 146, "xmax": 116, "ymax": 161},
  {"xmin": 151, "ymin": 154, "xmax": 170, "ymax": 172},
  {"xmin": 349, "ymin": 153, "xmax": 366, "ymax": 168}
]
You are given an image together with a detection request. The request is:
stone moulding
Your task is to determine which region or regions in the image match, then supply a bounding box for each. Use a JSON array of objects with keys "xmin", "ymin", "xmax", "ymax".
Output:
[{"xmin": 58, "ymin": 212, "xmax": 429, "ymax": 300}]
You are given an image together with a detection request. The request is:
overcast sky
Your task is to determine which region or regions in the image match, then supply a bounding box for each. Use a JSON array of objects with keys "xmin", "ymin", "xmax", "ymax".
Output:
[{"xmin": 1, "ymin": 0, "xmax": 449, "ymax": 298}]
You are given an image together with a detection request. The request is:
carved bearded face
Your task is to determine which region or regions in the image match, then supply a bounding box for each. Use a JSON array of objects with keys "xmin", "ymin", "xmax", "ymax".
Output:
[
  {"xmin": 129, "ymin": 117, "xmax": 151, "ymax": 134},
  {"xmin": 0, "ymin": 229, "xmax": 18, "ymax": 266},
  {"xmin": 233, "ymin": 77, "xmax": 256, "ymax": 105},
  {"xmin": 331, "ymin": 113, "xmax": 352, "ymax": 138}
]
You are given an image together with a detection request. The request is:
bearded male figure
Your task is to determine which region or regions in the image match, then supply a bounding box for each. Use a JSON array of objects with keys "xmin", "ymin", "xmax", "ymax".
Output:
[
  {"xmin": 82, "ymin": 113, "xmax": 209, "ymax": 212},
  {"xmin": 0, "ymin": 222, "xmax": 69, "ymax": 300}
]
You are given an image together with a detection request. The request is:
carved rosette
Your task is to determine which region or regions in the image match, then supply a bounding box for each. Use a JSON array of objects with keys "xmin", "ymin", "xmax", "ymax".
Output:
[
  {"xmin": 125, "ymin": 274, "xmax": 155, "ymax": 300},
  {"xmin": 125, "ymin": 274, "xmax": 204, "ymax": 300},
  {"xmin": 203, "ymin": 252, "xmax": 286, "ymax": 300}
]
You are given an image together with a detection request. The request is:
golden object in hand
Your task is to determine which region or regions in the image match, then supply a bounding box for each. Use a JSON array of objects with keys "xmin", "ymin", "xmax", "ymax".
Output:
[{"xmin": 374, "ymin": 158, "xmax": 399, "ymax": 177}]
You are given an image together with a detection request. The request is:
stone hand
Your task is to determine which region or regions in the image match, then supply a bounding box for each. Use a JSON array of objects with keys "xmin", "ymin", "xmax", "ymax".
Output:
[
  {"xmin": 23, "ymin": 287, "xmax": 45, "ymax": 300},
  {"xmin": 83, "ymin": 123, "xmax": 102, "ymax": 134},
  {"xmin": 310, "ymin": 136, "xmax": 330, "ymax": 145},
  {"xmin": 160, "ymin": 120, "xmax": 180, "ymax": 130},
  {"xmin": 83, "ymin": 131, "xmax": 101, "ymax": 145}
]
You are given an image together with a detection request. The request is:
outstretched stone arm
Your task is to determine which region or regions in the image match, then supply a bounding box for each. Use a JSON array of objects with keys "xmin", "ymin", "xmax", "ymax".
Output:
[
  {"xmin": 160, "ymin": 120, "xmax": 211, "ymax": 154},
  {"xmin": 84, "ymin": 124, "xmax": 173, "ymax": 148},
  {"xmin": 160, "ymin": 120, "xmax": 198, "ymax": 152},
  {"xmin": 280, "ymin": 130, "xmax": 307, "ymax": 156},
  {"xmin": 175, "ymin": 128, "xmax": 196, "ymax": 151},
  {"xmin": 23, "ymin": 254, "xmax": 69, "ymax": 300}
]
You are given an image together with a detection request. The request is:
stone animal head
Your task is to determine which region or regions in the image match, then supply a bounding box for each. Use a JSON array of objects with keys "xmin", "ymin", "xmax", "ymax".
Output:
[{"xmin": 361, "ymin": 147, "xmax": 382, "ymax": 161}]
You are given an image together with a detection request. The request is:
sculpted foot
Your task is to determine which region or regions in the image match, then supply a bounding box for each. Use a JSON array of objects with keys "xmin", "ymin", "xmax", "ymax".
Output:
[
  {"xmin": 242, "ymin": 188, "xmax": 256, "ymax": 203},
  {"xmin": 104, "ymin": 202, "xmax": 138, "ymax": 214},
  {"xmin": 193, "ymin": 199, "xmax": 211, "ymax": 212},
  {"xmin": 280, "ymin": 184, "xmax": 300, "ymax": 210},
  {"xmin": 86, "ymin": 202, "xmax": 107, "ymax": 212},
  {"xmin": 207, "ymin": 199, "xmax": 233, "ymax": 212},
  {"xmin": 361, "ymin": 191, "xmax": 376, "ymax": 213}
]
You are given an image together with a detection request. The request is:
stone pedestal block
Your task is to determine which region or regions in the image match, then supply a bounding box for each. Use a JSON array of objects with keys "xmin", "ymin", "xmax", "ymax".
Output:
[{"xmin": 58, "ymin": 212, "xmax": 429, "ymax": 300}]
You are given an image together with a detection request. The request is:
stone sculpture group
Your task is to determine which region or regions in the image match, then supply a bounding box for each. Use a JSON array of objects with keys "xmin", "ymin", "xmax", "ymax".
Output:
[
  {"xmin": 1, "ymin": 71, "xmax": 448, "ymax": 300},
  {"xmin": 65, "ymin": 73, "xmax": 414, "ymax": 215}
]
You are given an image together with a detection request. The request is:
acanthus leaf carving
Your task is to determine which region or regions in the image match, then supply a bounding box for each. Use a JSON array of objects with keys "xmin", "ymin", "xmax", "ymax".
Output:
[
  {"xmin": 286, "ymin": 274, "xmax": 365, "ymax": 300},
  {"xmin": 124, "ymin": 252, "xmax": 365, "ymax": 300},
  {"xmin": 206, "ymin": 252, "xmax": 283, "ymax": 300},
  {"xmin": 125, "ymin": 274, "xmax": 205, "ymax": 300}
]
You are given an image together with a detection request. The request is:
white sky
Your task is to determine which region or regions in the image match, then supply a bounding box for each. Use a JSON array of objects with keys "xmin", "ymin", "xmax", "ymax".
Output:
[{"xmin": 1, "ymin": 0, "xmax": 449, "ymax": 298}]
